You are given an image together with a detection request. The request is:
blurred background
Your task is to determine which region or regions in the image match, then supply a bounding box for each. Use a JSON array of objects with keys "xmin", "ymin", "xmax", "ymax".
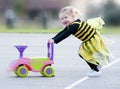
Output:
[{"xmin": 0, "ymin": 0, "xmax": 120, "ymax": 31}]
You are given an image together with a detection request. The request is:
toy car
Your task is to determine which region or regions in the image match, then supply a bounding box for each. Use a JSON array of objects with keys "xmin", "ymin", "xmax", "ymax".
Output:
[{"xmin": 8, "ymin": 43, "xmax": 55, "ymax": 77}]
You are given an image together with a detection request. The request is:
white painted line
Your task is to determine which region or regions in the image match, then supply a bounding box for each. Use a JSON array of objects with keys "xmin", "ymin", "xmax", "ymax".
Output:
[
  {"xmin": 64, "ymin": 76, "xmax": 88, "ymax": 89},
  {"xmin": 102, "ymin": 58, "xmax": 120, "ymax": 69},
  {"xmin": 64, "ymin": 58, "xmax": 120, "ymax": 89}
]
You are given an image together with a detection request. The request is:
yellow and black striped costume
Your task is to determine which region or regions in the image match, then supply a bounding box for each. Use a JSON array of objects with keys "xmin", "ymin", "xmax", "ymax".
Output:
[{"xmin": 53, "ymin": 19, "xmax": 110, "ymax": 66}]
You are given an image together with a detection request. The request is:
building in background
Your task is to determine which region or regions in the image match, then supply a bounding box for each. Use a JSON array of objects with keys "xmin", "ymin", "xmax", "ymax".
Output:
[
  {"xmin": 25, "ymin": 0, "xmax": 65, "ymax": 28},
  {"xmin": 25, "ymin": 0, "xmax": 64, "ymax": 20},
  {"xmin": 0, "ymin": 0, "xmax": 67, "ymax": 28},
  {"xmin": 0, "ymin": 0, "xmax": 120, "ymax": 28}
]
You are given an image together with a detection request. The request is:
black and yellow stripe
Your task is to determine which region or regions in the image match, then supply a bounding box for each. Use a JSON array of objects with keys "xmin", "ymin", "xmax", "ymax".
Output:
[
  {"xmin": 72, "ymin": 21, "xmax": 96, "ymax": 42},
  {"xmin": 69, "ymin": 20, "xmax": 110, "ymax": 66}
]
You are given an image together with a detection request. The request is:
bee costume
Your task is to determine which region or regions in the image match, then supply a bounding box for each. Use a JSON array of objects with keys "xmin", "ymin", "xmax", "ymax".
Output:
[{"xmin": 52, "ymin": 17, "xmax": 110, "ymax": 71}]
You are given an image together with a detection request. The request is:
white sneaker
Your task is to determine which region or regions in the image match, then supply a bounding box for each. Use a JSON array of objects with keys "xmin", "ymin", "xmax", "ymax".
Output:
[
  {"xmin": 97, "ymin": 65, "xmax": 102, "ymax": 71},
  {"xmin": 87, "ymin": 70, "xmax": 101, "ymax": 77}
]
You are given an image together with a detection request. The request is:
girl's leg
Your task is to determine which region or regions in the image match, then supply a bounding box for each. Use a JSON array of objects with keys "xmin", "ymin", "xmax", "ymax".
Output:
[
  {"xmin": 86, "ymin": 61, "xmax": 100, "ymax": 72},
  {"xmin": 79, "ymin": 54, "xmax": 101, "ymax": 77},
  {"xmin": 86, "ymin": 61, "xmax": 102, "ymax": 77},
  {"xmin": 79, "ymin": 54, "xmax": 100, "ymax": 72}
]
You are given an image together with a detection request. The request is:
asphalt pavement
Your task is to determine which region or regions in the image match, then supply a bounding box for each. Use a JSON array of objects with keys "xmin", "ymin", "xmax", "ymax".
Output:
[{"xmin": 0, "ymin": 33, "xmax": 120, "ymax": 89}]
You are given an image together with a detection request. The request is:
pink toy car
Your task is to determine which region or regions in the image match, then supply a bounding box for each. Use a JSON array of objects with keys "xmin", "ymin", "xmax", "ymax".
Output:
[{"xmin": 9, "ymin": 43, "xmax": 55, "ymax": 77}]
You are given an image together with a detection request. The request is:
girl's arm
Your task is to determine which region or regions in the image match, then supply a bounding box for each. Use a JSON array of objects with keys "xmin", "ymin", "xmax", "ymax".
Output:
[{"xmin": 52, "ymin": 24, "xmax": 79, "ymax": 44}]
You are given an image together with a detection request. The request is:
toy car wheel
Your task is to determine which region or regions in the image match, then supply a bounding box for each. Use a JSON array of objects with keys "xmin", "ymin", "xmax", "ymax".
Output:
[
  {"xmin": 14, "ymin": 65, "xmax": 28, "ymax": 77},
  {"xmin": 15, "ymin": 66, "xmax": 19, "ymax": 75},
  {"xmin": 42, "ymin": 66, "xmax": 54, "ymax": 77},
  {"xmin": 40, "ymin": 71, "xmax": 44, "ymax": 76}
]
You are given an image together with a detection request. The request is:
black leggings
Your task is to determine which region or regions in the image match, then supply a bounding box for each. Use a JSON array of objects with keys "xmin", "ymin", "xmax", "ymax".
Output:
[
  {"xmin": 79, "ymin": 54, "xmax": 99, "ymax": 72},
  {"xmin": 86, "ymin": 62, "xmax": 99, "ymax": 72}
]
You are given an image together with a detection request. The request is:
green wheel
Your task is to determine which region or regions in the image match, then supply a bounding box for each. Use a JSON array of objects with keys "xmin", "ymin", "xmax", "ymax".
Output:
[
  {"xmin": 41, "ymin": 66, "xmax": 55, "ymax": 77},
  {"xmin": 40, "ymin": 71, "xmax": 44, "ymax": 76},
  {"xmin": 14, "ymin": 66, "xmax": 20, "ymax": 75},
  {"xmin": 14, "ymin": 65, "xmax": 28, "ymax": 77}
]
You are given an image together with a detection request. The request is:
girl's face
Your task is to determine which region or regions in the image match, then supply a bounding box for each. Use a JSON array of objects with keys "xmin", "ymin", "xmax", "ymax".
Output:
[{"xmin": 59, "ymin": 13, "xmax": 75, "ymax": 26}]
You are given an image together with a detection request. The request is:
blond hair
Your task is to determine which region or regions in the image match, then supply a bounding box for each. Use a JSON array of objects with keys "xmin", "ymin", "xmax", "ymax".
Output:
[{"xmin": 59, "ymin": 6, "xmax": 81, "ymax": 19}]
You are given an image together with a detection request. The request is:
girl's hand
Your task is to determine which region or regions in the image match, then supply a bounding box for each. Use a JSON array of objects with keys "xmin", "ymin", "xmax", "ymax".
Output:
[{"xmin": 48, "ymin": 39, "xmax": 55, "ymax": 44}]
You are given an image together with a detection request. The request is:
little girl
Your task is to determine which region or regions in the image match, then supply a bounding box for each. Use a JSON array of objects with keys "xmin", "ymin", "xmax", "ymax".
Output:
[{"xmin": 48, "ymin": 6, "xmax": 111, "ymax": 77}]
